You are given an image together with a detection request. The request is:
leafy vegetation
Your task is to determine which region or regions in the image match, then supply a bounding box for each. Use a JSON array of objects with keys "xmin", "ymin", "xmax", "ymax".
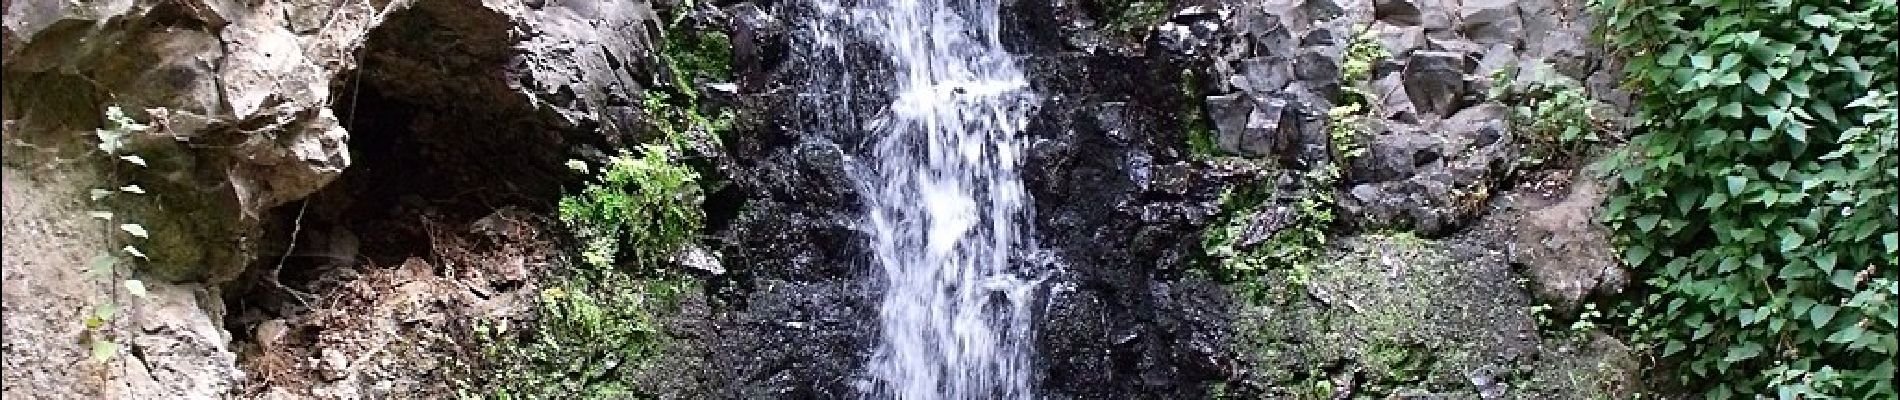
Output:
[
  {"xmin": 1097, "ymin": 0, "xmax": 1171, "ymax": 39},
  {"xmin": 1593, "ymin": 0, "xmax": 1898, "ymax": 397},
  {"xmin": 1202, "ymin": 172, "xmax": 1335, "ymax": 286},
  {"xmin": 477, "ymin": 271, "xmax": 694, "ymax": 399},
  {"xmin": 1488, "ymin": 64, "xmax": 1607, "ymax": 168},
  {"xmin": 483, "ymin": 5, "xmax": 731, "ymax": 396},
  {"xmin": 81, "ymin": 106, "xmax": 161, "ymax": 363},
  {"xmin": 1331, "ymin": 26, "xmax": 1386, "ymax": 165},
  {"xmin": 558, "ymin": 145, "xmax": 704, "ymax": 272}
]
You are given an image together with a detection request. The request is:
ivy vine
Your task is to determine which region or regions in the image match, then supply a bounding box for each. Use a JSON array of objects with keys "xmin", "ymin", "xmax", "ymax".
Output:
[{"xmin": 1594, "ymin": 0, "xmax": 1897, "ymax": 397}]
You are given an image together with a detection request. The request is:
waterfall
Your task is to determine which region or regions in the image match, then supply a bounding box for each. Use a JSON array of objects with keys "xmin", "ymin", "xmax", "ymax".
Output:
[{"xmin": 803, "ymin": 0, "xmax": 1045, "ymax": 398}]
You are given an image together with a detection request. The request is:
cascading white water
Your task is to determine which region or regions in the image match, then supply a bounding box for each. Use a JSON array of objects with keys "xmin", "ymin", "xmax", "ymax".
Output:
[{"xmin": 806, "ymin": 0, "xmax": 1044, "ymax": 398}]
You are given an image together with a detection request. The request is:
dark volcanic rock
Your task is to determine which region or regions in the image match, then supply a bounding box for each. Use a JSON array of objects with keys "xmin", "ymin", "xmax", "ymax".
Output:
[{"xmin": 1400, "ymin": 50, "xmax": 1472, "ymax": 119}]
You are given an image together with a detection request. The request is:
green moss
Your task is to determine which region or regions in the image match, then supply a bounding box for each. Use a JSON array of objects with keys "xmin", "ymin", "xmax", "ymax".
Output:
[
  {"xmin": 1201, "ymin": 166, "xmax": 1336, "ymax": 288},
  {"xmin": 1231, "ymin": 235, "xmax": 1573, "ymax": 396},
  {"xmin": 662, "ymin": 30, "xmax": 733, "ymax": 89},
  {"xmin": 1180, "ymin": 68, "xmax": 1220, "ymax": 158}
]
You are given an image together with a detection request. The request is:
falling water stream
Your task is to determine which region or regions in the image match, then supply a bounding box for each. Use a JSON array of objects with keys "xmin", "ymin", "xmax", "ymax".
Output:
[{"xmin": 805, "ymin": 0, "xmax": 1045, "ymax": 398}]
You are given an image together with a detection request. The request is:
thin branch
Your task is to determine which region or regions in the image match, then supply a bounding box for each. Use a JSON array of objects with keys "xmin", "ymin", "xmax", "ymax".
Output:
[{"xmin": 272, "ymin": 200, "xmax": 317, "ymax": 309}]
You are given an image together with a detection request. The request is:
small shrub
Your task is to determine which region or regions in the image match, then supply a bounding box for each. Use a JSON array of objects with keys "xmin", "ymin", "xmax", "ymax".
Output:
[
  {"xmin": 1202, "ymin": 167, "xmax": 1336, "ymax": 285},
  {"xmin": 558, "ymin": 144, "xmax": 703, "ymax": 272},
  {"xmin": 1490, "ymin": 64, "xmax": 1605, "ymax": 167},
  {"xmin": 1099, "ymin": 0, "xmax": 1171, "ymax": 39}
]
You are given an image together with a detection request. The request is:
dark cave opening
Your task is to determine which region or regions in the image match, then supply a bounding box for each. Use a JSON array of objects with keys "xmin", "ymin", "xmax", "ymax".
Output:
[{"xmin": 222, "ymin": 4, "xmax": 576, "ymax": 339}]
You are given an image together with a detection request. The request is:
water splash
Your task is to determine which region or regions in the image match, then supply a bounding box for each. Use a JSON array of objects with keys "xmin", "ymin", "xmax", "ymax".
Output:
[{"xmin": 803, "ymin": 0, "xmax": 1045, "ymax": 398}]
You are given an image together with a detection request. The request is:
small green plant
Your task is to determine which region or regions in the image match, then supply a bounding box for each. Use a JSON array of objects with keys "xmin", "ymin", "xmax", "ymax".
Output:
[
  {"xmin": 1330, "ymin": 26, "xmax": 1387, "ymax": 164},
  {"xmin": 1529, "ymin": 303, "xmax": 1556, "ymax": 330},
  {"xmin": 1490, "ymin": 64, "xmax": 1603, "ymax": 167},
  {"xmin": 483, "ymin": 9, "xmax": 732, "ymax": 396},
  {"xmin": 81, "ymin": 106, "xmax": 161, "ymax": 363},
  {"xmin": 1570, "ymin": 302, "xmax": 1603, "ymax": 333},
  {"xmin": 1099, "ymin": 0, "xmax": 1170, "ymax": 39},
  {"xmin": 559, "ymin": 145, "xmax": 703, "ymax": 272},
  {"xmin": 559, "ymin": 1, "xmax": 731, "ymax": 273},
  {"xmin": 1202, "ymin": 167, "xmax": 1337, "ymax": 286},
  {"xmin": 1338, "ymin": 26, "xmax": 1390, "ymax": 105},
  {"xmin": 1182, "ymin": 69, "xmax": 1220, "ymax": 158},
  {"xmin": 1326, "ymin": 104, "xmax": 1368, "ymax": 161}
]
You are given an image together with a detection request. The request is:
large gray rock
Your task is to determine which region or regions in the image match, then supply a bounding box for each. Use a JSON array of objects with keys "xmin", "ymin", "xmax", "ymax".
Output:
[
  {"xmin": 1374, "ymin": 21, "xmax": 1428, "ymax": 57},
  {"xmin": 1400, "ymin": 50, "xmax": 1472, "ymax": 119},
  {"xmin": 3, "ymin": 0, "xmax": 389, "ymax": 396},
  {"xmin": 1457, "ymin": 0, "xmax": 1523, "ymax": 45},
  {"xmin": 1507, "ymin": 176, "xmax": 1629, "ymax": 315},
  {"xmin": 1374, "ymin": 0, "xmax": 1423, "ymax": 25}
]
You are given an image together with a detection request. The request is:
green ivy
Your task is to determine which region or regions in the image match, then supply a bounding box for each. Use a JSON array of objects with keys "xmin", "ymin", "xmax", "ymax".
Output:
[{"xmin": 1594, "ymin": 0, "xmax": 1898, "ymax": 397}]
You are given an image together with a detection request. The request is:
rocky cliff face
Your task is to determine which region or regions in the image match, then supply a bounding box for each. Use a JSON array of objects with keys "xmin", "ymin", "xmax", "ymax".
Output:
[
  {"xmin": 706, "ymin": 0, "xmax": 1641, "ymax": 397},
  {"xmin": 4, "ymin": 0, "xmax": 1641, "ymax": 397},
  {"xmin": 4, "ymin": 0, "xmax": 665, "ymax": 396}
]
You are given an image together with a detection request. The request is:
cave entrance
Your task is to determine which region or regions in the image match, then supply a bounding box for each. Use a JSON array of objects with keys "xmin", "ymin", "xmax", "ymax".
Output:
[{"xmin": 225, "ymin": 1, "xmax": 575, "ymax": 333}]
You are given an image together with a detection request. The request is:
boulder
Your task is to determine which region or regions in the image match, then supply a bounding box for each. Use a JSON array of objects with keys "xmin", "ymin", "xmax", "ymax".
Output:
[
  {"xmin": 1509, "ymin": 176, "xmax": 1629, "ymax": 315},
  {"xmin": 1458, "ymin": 0, "xmax": 1523, "ymax": 45},
  {"xmin": 1401, "ymin": 50, "xmax": 1471, "ymax": 119},
  {"xmin": 1374, "ymin": 0, "xmax": 1424, "ymax": 25},
  {"xmin": 1374, "ymin": 21, "xmax": 1428, "ymax": 57}
]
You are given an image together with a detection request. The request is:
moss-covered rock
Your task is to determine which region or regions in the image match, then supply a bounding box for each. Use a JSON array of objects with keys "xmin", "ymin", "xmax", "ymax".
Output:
[{"xmin": 1228, "ymin": 234, "xmax": 1642, "ymax": 398}]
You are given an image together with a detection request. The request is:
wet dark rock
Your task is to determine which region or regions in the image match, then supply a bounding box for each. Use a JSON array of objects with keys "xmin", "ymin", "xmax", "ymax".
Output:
[
  {"xmin": 1149, "ymin": 7, "xmax": 1230, "ymax": 60},
  {"xmin": 708, "ymin": 280, "xmax": 877, "ymax": 399},
  {"xmin": 729, "ymin": 2, "xmax": 787, "ymax": 92},
  {"xmin": 1400, "ymin": 50, "xmax": 1471, "ymax": 119}
]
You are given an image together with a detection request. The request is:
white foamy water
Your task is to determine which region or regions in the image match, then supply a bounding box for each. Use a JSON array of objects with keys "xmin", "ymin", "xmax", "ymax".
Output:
[{"xmin": 805, "ymin": 0, "xmax": 1045, "ymax": 398}]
